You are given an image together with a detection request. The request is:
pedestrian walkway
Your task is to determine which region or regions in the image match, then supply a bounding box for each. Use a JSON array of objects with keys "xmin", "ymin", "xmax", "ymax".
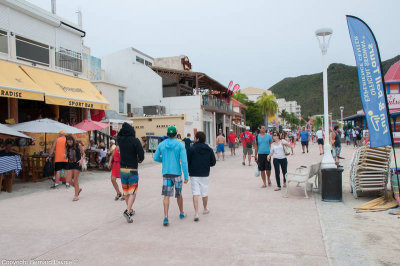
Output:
[{"xmin": 0, "ymin": 142, "xmax": 396, "ymax": 265}]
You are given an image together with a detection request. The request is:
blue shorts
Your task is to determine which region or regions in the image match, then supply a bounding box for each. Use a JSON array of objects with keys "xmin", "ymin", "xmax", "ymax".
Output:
[{"xmin": 216, "ymin": 143, "xmax": 225, "ymax": 153}]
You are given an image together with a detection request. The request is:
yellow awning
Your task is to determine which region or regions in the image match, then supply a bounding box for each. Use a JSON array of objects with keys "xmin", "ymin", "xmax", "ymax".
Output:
[
  {"xmin": 21, "ymin": 65, "xmax": 109, "ymax": 110},
  {"xmin": 0, "ymin": 60, "xmax": 44, "ymax": 101}
]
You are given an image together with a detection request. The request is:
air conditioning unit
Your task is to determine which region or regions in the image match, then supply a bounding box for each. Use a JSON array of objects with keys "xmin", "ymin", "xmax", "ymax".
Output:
[{"xmin": 143, "ymin": 105, "xmax": 166, "ymax": 116}]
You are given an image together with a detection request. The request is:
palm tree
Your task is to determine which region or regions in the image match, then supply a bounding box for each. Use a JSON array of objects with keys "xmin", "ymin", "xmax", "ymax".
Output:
[
  {"xmin": 286, "ymin": 112, "xmax": 298, "ymax": 129},
  {"xmin": 314, "ymin": 116, "xmax": 323, "ymax": 130},
  {"xmin": 232, "ymin": 91, "xmax": 249, "ymax": 104},
  {"xmin": 279, "ymin": 110, "xmax": 289, "ymax": 126},
  {"xmin": 257, "ymin": 93, "xmax": 278, "ymax": 130}
]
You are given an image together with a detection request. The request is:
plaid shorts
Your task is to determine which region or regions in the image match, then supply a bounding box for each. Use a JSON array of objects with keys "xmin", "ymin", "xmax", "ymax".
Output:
[{"xmin": 162, "ymin": 174, "xmax": 182, "ymax": 198}]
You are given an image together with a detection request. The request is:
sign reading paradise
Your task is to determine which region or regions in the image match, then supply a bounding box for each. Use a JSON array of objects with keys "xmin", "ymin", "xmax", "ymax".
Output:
[
  {"xmin": 346, "ymin": 15, "xmax": 392, "ymax": 148},
  {"xmin": 0, "ymin": 87, "xmax": 44, "ymax": 101}
]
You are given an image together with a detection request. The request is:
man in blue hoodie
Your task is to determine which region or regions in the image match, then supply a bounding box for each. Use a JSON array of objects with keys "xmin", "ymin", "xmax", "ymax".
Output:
[
  {"xmin": 154, "ymin": 126, "xmax": 189, "ymax": 226},
  {"xmin": 187, "ymin": 131, "xmax": 216, "ymax": 222}
]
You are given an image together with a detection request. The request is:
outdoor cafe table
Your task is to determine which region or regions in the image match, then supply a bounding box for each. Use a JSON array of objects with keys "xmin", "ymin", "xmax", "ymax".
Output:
[{"xmin": 0, "ymin": 155, "xmax": 22, "ymax": 192}]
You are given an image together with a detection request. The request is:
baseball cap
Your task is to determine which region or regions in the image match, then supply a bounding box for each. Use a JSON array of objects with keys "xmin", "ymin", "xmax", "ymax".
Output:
[
  {"xmin": 246, "ymin": 126, "xmax": 250, "ymax": 130},
  {"xmin": 167, "ymin": 126, "xmax": 177, "ymax": 135},
  {"xmin": 230, "ymin": 129, "xmax": 233, "ymax": 132}
]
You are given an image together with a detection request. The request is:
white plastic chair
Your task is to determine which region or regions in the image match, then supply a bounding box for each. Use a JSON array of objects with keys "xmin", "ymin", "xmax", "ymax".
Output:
[{"xmin": 284, "ymin": 163, "xmax": 320, "ymax": 198}]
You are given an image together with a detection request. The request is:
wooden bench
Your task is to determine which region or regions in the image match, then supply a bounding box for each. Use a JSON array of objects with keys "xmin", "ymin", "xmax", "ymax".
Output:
[{"xmin": 285, "ymin": 162, "xmax": 321, "ymax": 198}]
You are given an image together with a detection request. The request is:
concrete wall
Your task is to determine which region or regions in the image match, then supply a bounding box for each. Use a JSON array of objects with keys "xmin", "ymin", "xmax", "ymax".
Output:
[
  {"xmin": 92, "ymin": 81, "xmax": 126, "ymax": 115},
  {"xmin": 160, "ymin": 95, "xmax": 202, "ymax": 136},
  {"xmin": 154, "ymin": 56, "xmax": 184, "ymax": 70},
  {"xmin": 102, "ymin": 48, "xmax": 163, "ymax": 110}
]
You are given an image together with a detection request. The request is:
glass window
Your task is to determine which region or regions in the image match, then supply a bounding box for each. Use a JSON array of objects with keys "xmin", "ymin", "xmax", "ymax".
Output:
[
  {"xmin": 136, "ymin": 56, "xmax": 144, "ymax": 64},
  {"xmin": 16, "ymin": 36, "xmax": 49, "ymax": 65},
  {"xmin": 119, "ymin": 90, "xmax": 124, "ymax": 113},
  {"xmin": 145, "ymin": 60, "xmax": 152, "ymax": 66},
  {"xmin": 55, "ymin": 47, "xmax": 82, "ymax": 73},
  {"xmin": 0, "ymin": 30, "xmax": 8, "ymax": 54}
]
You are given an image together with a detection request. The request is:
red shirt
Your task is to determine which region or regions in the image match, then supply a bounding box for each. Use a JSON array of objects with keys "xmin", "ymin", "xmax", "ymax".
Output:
[
  {"xmin": 239, "ymin": 131, "xmax": 254, "ymax": 147},
  {"xmin": 228, "ymin": 132, "xmax": 237, "ymax": 143}
]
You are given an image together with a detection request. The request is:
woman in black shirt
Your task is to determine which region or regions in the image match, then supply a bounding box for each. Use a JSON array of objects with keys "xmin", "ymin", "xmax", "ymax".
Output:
[{"xmin": 65, "ymin": 135, "xmax": 85, "ymax": 201}]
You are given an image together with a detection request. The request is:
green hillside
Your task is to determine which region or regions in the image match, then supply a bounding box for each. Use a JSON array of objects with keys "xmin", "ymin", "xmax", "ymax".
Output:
[{"xmin": 269, "ymin": 55, "xmax": 400, "ymax": 119}]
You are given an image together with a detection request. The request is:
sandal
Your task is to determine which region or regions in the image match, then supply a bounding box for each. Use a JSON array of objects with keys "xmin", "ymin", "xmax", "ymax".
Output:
[
  {"xmin": 78, "ymin": 188, "xmax": 82, "ymax": 195},
  {"xmin": 115, "ymin": 192, "xmax": 122, "ymax": 201},
  {"xmin": 72, "ymin": 197, "xmax": 79, "ymax": 201},
  {"xmin": 274, "ymin": 188, "xmax": 281, "ymax": 191}
]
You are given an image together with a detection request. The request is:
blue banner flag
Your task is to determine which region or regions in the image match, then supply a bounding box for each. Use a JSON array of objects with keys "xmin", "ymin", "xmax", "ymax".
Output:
[{"xmin": 346, "ymin": 15, "xmax": 392, "ymax": 148}]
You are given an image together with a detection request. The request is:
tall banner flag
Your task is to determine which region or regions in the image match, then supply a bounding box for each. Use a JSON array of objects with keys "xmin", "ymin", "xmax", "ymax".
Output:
[
  {"xmin": 228, "ymin": 81, "xmax": 233, "ymax": 91},
  {"xmin": 346, "ymin": 15, "xmax": 392, "ymax": 148},
  {"xmin": 232, "ymin": 84, "xmax": 240, "ymax": 95}
]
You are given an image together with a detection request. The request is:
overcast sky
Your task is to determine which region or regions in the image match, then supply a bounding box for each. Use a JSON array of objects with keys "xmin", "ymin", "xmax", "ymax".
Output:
[{"xmin": 28, "ymin": 0, "xmax": 400, "ymax": 90}]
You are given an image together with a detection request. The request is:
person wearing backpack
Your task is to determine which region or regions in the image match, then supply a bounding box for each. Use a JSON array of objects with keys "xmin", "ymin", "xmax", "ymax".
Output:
[
  {"xmin": 254, "ymin": 125, "xmax": 273, "ymax": 187},
  {"xmin": 239, "ymin": 126, "xmax": 254, "ymax": 166}
]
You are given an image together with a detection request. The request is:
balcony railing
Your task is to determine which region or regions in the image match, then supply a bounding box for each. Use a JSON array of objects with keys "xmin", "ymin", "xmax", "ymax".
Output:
[{"xmin": 202, "ymin": 95, "xmax": 233, "ymax": 112}]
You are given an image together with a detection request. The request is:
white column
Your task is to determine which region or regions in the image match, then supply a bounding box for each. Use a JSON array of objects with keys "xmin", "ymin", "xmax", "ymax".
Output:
[
  {"xmin": 321, "ymin": 50, "xmax": 336, "ymax": 169},
  {"xmin": 212, "ymin": 112, "xmax": 216, "ymax": 147},
  {"xmin": 223, "ymin": 114, "xmax": 226, "ymax": 136}
]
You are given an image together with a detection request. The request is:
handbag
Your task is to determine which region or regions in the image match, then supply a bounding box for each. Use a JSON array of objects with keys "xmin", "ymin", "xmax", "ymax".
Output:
[
  {"xmin": 283, "ymin": 143, "xmax": 291, "ymax": 156},
  {"xmin": 43, "ymin": 160, "xmax": 54, "ymax": 178}
]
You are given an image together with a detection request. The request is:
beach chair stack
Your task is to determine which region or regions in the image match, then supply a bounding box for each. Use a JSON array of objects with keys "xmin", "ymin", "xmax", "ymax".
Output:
[{"xmin": 349, "ymin": 145, "xmax": 392, "ymax": 198}]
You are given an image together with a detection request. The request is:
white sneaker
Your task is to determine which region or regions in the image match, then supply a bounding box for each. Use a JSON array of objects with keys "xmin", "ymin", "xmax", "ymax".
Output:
[
  {"xmin": 203, "ymin": 208, "xmax": 210, "ymax": 215},
  {"xmin": 194, "ymin": 214, "xmax": 199, "ymax": 222}
]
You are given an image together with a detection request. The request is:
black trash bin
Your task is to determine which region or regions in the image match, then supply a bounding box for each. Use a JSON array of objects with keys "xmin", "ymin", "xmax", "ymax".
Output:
[{"xmin": 321, "ymin": 167, "xmax": 344, "ymax": 202}]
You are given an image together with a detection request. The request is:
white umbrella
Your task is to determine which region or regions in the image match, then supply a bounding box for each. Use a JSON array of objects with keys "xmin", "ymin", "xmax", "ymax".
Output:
[
  {"xmin": 10, "ymin": 118, "xmax": 85, "ymax": 134},
  {"xmin": 10, "ymin": 118, "xmax": 85, "ymax": 152},
  {"xmin": 0, "ymin": 123, "xmax": 32, "ymax": 139}
]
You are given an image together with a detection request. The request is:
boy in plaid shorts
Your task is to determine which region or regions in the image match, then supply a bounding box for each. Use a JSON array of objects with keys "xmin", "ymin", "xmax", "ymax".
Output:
[{"xmin": 154, "ymin": 126, "xmax": 189, "ymax": 226}]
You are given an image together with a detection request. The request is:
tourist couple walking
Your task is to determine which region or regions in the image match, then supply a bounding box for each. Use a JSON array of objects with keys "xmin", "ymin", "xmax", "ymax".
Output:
[
  {"xmin": 254, "ymin": 125, "xmax": 290, "ymax": 191},
  {"xmin": 115, "ymin": 123, "xmax": 215, "ymax": 225}
]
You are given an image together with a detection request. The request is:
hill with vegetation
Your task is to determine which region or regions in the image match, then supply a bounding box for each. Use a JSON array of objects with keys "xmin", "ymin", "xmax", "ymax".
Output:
[{"xmin": 269, "ymin": 55, "xmax": 400, "ymax": 119}]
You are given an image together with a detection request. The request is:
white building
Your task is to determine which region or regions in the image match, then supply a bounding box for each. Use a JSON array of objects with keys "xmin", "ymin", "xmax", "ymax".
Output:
[
  {"xmin": 152, "ymin": 60, "xmax": 234, "ymax": 146},
  {"xmin": 276, "ymin": 98, "xmax": 301, "ymax": 118},
  {"xmin": 0, "ymin": 0, "xmax": 109, "ymax": 125},
  {"xmin": 101, "ymin": 47, "xmax": 162, "ymax": 115},
  {"xmin": 241, "ymin": 87, "xmax": 272, "ymax": 102}
]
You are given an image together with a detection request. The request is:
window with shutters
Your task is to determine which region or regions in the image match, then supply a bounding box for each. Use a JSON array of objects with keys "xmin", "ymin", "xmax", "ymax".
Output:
[
  {"xmin": 16, "ymin": 35, "xmax": 49, "ymax": 66},
  {"xmin": 0, "ymin": 30, "xmax": 8, "ymax": 55}
]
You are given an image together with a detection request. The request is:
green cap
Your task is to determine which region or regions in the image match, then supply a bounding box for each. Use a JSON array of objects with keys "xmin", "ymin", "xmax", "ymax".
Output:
[{"xmin": 167, "ymin": 126, "xmax": 177, "ymax": 135}]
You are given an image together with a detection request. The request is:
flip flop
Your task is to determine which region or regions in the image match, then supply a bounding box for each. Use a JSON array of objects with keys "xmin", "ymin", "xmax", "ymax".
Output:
[
  {"xmin": 78, "ymin": 188, "xmax": 82, "ymax": 196},
  {"xmin": 274, "ymin": 188, "xmax": 281, "ymax": 191},
  {"xmin": 72, "ymin": 197, "xmax": 79, "ymax": 201}
]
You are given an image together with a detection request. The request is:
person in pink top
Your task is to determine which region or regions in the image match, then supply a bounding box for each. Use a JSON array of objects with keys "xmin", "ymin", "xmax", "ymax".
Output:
[{"xmin": 108, "ymin": 146, "xmax": 123, "ymax": 201}]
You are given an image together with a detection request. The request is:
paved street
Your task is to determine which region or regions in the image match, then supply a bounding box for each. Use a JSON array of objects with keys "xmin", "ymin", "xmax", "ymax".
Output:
[{"xmin": 0, "ymin": 142, "xmax": 398, "ymax": 265}]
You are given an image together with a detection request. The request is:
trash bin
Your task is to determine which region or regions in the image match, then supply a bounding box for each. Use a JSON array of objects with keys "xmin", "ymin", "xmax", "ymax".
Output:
[{"xmin": 321, "ymin": 167, "xmax": 344, "ymax": 202}]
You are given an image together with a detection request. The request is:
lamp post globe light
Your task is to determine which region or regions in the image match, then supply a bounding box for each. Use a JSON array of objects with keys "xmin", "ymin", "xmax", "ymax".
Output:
[
  {"xmin": 315, "ymin": 28, "xmax": 336, "ymax": 169},
  {"xmin": 340, "ymin": 106, "xmax": 344, "ymax": 126}
]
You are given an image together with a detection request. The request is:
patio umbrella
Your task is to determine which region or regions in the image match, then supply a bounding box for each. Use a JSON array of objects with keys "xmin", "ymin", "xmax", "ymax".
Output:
[
  {"xmin": 0, "ymin": 123, "xmax": 32, "ymax": 139},
  {"xmin": 10, "ymin": 118, "xmax": 85, "ymax": 152},
  {"xmin": 74, "ymin": 119, "xmax": 110, "ymax": 132}
]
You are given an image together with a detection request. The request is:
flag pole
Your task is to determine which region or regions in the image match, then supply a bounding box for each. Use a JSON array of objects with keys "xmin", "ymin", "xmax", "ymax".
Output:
[{"xmin": 347, "ymin": 15, "xmax": 399, "ymax": 196}]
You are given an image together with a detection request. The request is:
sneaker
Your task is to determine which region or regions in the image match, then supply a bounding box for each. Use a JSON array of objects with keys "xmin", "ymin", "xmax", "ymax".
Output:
[
  {"xmin": 123, "ymin": 210, "xmax": 133, "ymax": 223},
  {"xmin": 179, "ymin": 213, "xmax": 186, "ymax": 219},
  {"xmin": 203, "ymin": 208, "xmax": 210, "ymax": 215},
  {"xmin": 66, "ymin": 183, "xmax": 70, "ymax": 189},
  {"xmin": 129, "ymin": 210, "xmax": 135, "ymax": 216},
  {"xmin": 50, "ymin": 183, "xmax": 59, "ymax": 189},
  {"xmin": 163, "ymin": 217, "xmax": 169, "ymax": 226},
  {"xmin": 194, "ymin": 214, "xmax": 199, "ymax": 222}
]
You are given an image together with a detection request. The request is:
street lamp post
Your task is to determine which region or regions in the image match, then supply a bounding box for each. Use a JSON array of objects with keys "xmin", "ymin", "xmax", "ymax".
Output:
[
  {"xmin": 316, "ymin": 28, "xmax": 336, "ymax": 169},
  {"xmin": 340, "ymin": 106, "xmax": 344, "ymax": 127}
]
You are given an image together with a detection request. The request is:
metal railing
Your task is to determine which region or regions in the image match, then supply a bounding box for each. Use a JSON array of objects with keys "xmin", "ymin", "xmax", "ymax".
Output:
[
  {"xmin": 55, "ymin": 47, "xmax": 82, "ymax": 73},
  {"xmin": 202, "ymin": 95, "xmax": 233, "ymax": 112}
]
